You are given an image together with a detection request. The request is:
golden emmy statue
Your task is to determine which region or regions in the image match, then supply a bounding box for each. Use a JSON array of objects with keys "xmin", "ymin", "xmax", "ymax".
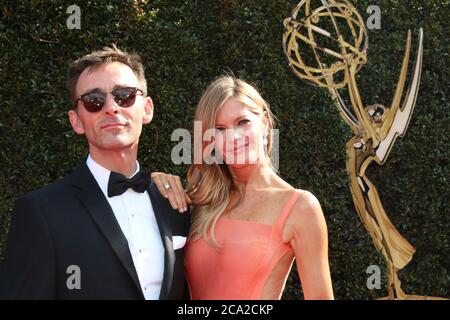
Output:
[{"xmin": 283, "ymin": 0, "xmax": 445, "ymax": 299}]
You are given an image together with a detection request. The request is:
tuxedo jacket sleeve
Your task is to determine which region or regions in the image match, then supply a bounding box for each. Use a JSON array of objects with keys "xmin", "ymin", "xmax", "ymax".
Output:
[{"xmin": 0, "ymin": 194, "xmax": 57, "ymax": 299}]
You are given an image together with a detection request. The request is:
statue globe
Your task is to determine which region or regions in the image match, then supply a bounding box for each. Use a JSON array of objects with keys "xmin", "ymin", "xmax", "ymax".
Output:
[{"xmin": 283, "ymin": 0, "xmax": 368, "ymax": 89}]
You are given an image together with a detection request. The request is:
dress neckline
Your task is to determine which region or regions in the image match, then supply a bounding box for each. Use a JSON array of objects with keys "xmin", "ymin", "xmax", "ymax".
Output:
[
  {"xmin": 218, "ymin": 189, "xmax": 302, "ymax": 229},
  {"xmin": 219, "ymin": 216, "xmax": 272, "ymax": 228}
]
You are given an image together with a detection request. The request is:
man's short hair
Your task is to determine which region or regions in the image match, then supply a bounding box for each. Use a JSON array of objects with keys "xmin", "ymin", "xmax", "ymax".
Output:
[{"xmin": 67, "ymin": 44, "xmax": 147, "ymax": 104}]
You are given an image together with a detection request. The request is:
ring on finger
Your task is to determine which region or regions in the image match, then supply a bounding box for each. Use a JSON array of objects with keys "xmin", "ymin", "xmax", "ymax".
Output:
[{"xmin": 163, "ymin": 182, "xmax": 171, "ymax": 190}]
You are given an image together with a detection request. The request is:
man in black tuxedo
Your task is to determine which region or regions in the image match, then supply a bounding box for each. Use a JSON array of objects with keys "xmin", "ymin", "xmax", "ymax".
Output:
[{"xmin": 0, "ymin": 45, "xmax": 190, "ymax": 299}]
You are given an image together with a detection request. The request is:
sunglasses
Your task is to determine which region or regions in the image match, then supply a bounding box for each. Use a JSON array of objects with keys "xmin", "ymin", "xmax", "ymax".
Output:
[{"xmin": 75, "ymin": 87, "xmax": 144, "ymax": 113}]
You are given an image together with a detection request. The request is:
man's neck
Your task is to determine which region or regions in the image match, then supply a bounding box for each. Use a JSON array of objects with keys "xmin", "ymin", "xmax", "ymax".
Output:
[{"xmin": 89, "ymin": 145, "xmax": 138, "ymax": 177}]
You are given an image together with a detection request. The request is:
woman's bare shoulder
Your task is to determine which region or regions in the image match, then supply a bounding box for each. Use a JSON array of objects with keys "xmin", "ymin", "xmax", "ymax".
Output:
[{"xmin": 283, "ymin": 189, "xmax": 327, "ymax": 242}]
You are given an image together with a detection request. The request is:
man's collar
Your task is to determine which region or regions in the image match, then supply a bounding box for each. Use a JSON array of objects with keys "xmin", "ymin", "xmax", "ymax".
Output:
[{"xmin": 86, "ymin": 154, "xmax": 140, "ymax": 198}]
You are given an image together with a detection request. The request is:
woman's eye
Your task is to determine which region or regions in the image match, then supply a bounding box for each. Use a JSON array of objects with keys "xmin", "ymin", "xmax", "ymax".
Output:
[
  {"xmin": 238, "ymin": 119, "xmax": 250, "ymax": 125},
  {"xmin": 215, "ymin": 127, "xmax": 225, "ymax": 132}
]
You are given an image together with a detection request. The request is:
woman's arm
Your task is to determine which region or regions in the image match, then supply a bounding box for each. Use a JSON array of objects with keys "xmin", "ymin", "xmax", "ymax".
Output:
[
  {"xmin": 285, "ymin": 191, "xmax": 334, "ymax": 300},
  {"xmin": 151, "ymin": 172, "xmax": 191, "ymax": 213}
]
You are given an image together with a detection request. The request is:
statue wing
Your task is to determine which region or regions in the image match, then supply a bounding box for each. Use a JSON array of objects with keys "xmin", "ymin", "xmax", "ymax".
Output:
[{"xmin": 375, "ymin": 28, "xmax": 424, "ymax": 164}]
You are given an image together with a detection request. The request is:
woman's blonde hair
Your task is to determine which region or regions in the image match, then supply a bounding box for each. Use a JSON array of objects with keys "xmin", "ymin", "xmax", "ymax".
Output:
[{"xmin": 186, "ymin": 75, "xmax": 277, "ymax": 247}]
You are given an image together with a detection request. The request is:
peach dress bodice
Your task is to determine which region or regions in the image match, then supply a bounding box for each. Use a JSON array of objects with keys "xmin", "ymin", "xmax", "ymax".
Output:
[{"xmin": 185, "ymin": 190, "xmax": 302, "ymax": 299}]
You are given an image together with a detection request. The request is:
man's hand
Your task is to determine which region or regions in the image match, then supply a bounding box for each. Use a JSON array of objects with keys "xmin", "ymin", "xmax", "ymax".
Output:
[{"xmin": 151, "ymin": 172, "xmax": 192, "ymax": 213}]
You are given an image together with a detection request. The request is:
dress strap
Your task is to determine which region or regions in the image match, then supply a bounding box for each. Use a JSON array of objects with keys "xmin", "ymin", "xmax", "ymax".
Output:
[{"xmin": 275, "ymin": 189, "xmax": 303, "ymax": 231}]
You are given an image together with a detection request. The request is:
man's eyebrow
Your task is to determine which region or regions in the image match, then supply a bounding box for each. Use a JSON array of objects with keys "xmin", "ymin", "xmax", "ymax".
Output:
[
  {"xmin": 112, "ymin": 84, "xmax": 132, "ymax": 90},
  {"xmin": 80, "ymin": 87, "xmax": 102, "ymax": 95},
  {"xmin": 80, "ymin": 85, "xmax": 132, "ymax": 95}
]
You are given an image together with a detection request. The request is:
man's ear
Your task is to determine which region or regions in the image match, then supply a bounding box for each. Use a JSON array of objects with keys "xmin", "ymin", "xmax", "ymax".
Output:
[
  {"xmin": 143, "ymin": 97, "xmax": 154, "ymax": 125},
  {"xmin": 68, "ymin": 109, "xmax": 85, "ymax": 135}
]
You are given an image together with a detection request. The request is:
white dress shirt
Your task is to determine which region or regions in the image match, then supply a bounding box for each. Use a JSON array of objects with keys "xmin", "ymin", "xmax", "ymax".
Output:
[{"xmin": 86, "ymin": 155, "xmax": 164, "ymax": 300}]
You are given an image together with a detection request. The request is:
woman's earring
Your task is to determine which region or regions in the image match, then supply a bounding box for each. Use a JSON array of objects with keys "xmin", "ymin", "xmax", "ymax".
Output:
[{"xmin": 263, "ymin": 136, "xmax": 269, "ymax": 156}]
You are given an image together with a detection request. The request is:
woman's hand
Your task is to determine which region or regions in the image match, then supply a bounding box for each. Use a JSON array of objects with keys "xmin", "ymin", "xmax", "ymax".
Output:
[{"xmin": 151, "ymin": 172, "xmax": 192, "ymax": 213}]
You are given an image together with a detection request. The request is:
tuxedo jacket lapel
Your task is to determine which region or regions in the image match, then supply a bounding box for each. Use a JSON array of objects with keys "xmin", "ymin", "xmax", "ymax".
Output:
[
  {"xmin": 71, "ymin": 163, "xmax": 144, "ymax": 299},
  {"xmin": 147, "ymin": 182, "xmax": 174, "ymax": 300}
]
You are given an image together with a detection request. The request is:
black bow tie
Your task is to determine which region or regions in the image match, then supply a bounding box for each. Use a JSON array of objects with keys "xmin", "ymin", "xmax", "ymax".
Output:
[{"xmin": 107, "ymin": 169, "xmax": 151, "ymax": 197}]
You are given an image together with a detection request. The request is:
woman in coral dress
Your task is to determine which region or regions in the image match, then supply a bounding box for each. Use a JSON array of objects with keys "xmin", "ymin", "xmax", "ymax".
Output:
[{"xmin": 152, "ymin": 76, "xmax": 334, "ymax": 299}]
